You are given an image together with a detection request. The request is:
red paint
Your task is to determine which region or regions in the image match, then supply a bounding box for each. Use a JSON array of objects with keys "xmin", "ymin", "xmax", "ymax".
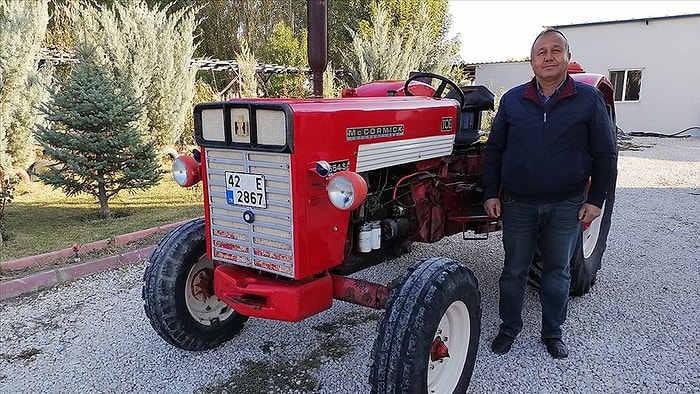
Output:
[
  {"xmin": 175, "ymin": 155, "xmax": 201, "ymax": 187},
  {"xmin": 282, "ymin": 97, "xmax": 458, "ymax": 278},
  {"xmin": 331, "ymin": 275, "xmax": 390, "ymax": 309},
  {"xmin": 200, "ymin": 148, "xmax": 214, "ymax": 261},
  {"xmin": 342, "ymin": 80, "xmax": 436, "ymax": 98},
  {"xmin": 567, "ymin": 61, "xmax": 586, "ymax": 74},
  {"xmin": 430, "ymin": 336, "xmax": 451, "ymax": 361},
  {"xmin": 213, "ymin": 264, "xmax": 333, "ymax": 322}
]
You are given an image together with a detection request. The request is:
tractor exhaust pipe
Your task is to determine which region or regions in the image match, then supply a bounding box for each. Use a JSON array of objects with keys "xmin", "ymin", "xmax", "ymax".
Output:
[{"xmin": 307, "ymin": 0, "xmax": 328, "ymax": 98}]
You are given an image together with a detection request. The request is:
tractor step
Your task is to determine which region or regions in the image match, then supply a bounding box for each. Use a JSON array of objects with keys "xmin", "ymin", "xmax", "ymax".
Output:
[{"xmin": 449, "ymin": 206, "xmax": 500, "ymax": 240}]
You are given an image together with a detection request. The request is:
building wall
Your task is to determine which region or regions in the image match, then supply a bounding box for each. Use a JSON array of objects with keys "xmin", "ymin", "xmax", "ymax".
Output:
[
  {"xmin": 559, "ymin": 15, "xmax": 700, "ymax": 135},
  {"xmin": 473, "ymin": 61, "xmax": 532, "ymax": 99},
  {"xmin": 471, "ymin": 15, "xmax": 700, "ymax": 135}
]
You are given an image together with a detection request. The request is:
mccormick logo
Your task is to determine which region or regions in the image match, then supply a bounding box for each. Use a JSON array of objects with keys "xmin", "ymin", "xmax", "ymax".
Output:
[{"xmin": 346, "ymin": 124, "xmax": 404, "ymax": 141}]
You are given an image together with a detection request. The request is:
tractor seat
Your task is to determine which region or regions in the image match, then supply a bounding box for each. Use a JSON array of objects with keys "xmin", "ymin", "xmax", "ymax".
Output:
[
  {"xmin": 451, "ymin": 86, "xmax": 495, "ymax": 147},
  {"xmin": 454, "ymin": 116, "xmax": 483, "ymax": 146}
]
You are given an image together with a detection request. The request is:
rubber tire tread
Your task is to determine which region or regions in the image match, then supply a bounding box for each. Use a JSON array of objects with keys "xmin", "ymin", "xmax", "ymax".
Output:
[
  {"xmin": 528, "ymin": 166, "xmax": 618, "ymax": 296},
  {"xmin": 142, "ymin": 218, "xmax": 248, "ymax": 350},
  {"xmin": 369, "ymin": 257, "xmax": 481, "ymax": 393}
]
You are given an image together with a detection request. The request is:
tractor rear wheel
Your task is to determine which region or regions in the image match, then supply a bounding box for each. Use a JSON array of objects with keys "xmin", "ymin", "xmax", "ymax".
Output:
[
  {"xmin": 142, "ymin": 218, "xmax": 248, "ymax": 350},
  {"xmin": 370, "ymin": 257, "xmax": 481, "ymax": 393},
  {"xmin": 529, "ymin": 168, "xmax": 617, "ymax": 296}
]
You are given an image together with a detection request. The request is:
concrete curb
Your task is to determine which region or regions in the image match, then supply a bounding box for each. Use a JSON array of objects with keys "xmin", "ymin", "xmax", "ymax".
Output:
[
  {"xmin": 1, "ymin": 219, "xmax": 192, "ymax": 271},
  {"xmin": 0, "ymin": 218, "xmax": 198, "ymax": 301},
  {"xmin": 0, "ymin": 246, "xmax": 157, "ymax": 300}
]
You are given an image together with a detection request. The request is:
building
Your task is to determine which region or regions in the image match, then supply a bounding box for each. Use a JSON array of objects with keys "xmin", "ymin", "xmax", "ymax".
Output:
[{"xmin": 466, "ymin": 13, "xmax": 700, "ymax": 136}]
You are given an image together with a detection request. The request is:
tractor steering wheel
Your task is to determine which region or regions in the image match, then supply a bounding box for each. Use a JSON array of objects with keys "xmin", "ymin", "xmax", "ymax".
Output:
[{"xmin": 403, "ymin": 72, "xmax": 465, "ymax": 109}]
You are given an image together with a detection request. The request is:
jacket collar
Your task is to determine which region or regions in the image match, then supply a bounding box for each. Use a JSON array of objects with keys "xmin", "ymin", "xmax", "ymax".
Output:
[{"xmin": 522, "ymin": 75, "xmax": 577, "ymax": 105}]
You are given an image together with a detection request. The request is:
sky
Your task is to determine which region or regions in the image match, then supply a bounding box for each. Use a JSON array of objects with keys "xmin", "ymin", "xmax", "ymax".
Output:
[{"xmin": 448, "ymin": 1, "xmax": 700, "ymax": 63}]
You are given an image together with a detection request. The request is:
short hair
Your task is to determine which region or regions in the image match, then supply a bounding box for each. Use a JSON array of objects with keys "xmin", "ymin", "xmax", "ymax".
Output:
[{"xmin": 531, "ymin": 28, "xmax": 570, "ymax": 55}]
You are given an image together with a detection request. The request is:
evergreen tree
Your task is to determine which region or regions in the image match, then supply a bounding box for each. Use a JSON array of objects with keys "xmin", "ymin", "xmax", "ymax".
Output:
[
  {"xmin": 259, "ymin": 21, "xmax": 309, "ymax": 98},
  {"xmin": 0, "ymin": 0, "xmax": 50, "ymax": 173},
  {"xmin": 69, "ymin": 0, "xmax": 199, "ymax": 150},
  {"xmin": 344, "ymin": 0, "xmax": 460, "ymax": 85},
  {"xmin": 35, "ymin": 43, "xmax": 162, "ymax": 219}
]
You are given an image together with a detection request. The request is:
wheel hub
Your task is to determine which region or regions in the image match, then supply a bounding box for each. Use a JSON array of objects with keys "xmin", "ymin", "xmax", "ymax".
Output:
[
  {"xmin": 427, "ymin": 300, "xmax": 471, "ymax": 393},
  {"xmin": 430, "ymin": 336, "xmax": 450, "ymax": 361},
  {"xmin": 190, "ymin": 268, "xmax": 214, "ymax": 301},
  {"xmin": 185, "ymin": 257, "xmax": 235, "ymax": 325}
]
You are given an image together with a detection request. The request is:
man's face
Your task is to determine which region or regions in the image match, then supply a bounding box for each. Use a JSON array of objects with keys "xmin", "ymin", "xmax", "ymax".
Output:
[{"xmin": 530, "ymin": 32, "xmax": 571, "ymax": 84}]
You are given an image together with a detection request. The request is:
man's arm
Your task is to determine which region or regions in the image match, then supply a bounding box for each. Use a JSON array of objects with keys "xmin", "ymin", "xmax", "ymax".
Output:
[{"xmin": 586, "ymin": 91, "xmax": 617, "ymax": 208}]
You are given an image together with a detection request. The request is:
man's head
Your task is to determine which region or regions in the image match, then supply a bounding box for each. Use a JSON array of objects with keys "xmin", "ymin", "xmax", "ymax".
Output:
[{"xmin": 530, "ymin": 29, "xmax": 571, "ymax": 86}]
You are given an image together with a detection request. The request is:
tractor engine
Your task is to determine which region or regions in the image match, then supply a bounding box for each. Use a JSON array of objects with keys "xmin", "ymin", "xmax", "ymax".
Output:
[{"xmin": 332, "ymin": 137, "xmax": 490, "ymax": 275}]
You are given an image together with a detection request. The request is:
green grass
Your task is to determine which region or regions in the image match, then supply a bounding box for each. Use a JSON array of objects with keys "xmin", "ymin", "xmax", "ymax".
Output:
[{"xmin": 1, "ymin": 175, "xmax": 204, "ymax": 262}]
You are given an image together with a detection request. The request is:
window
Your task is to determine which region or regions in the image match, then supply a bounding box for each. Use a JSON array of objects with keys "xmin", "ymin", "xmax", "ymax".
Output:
[{"xmin": 609, "ymin": 69, "xmax": 643, "ymax": 102}]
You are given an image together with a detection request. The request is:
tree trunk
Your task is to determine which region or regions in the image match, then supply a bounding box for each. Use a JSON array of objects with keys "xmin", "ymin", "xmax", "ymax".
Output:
[{"xmin": 97, "ymin": 183, "xmax": 111, "ymax": 219}]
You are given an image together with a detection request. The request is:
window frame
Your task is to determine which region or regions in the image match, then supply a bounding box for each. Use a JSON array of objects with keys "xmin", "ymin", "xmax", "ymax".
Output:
[{"xmin": 609, "ymin": 68, "xmax": 644, "ymax": 103}]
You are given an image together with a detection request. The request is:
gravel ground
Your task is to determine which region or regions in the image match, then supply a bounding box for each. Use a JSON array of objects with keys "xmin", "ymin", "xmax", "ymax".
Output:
[{"xmin": 1, "ymin": 136, "xmax": 698, "ymax": 394}]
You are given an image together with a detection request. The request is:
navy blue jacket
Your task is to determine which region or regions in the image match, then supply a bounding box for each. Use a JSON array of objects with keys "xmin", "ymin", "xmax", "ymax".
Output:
[{"xmin": 483, "ymin": 76, "xmax": 617, "ymax": 208}]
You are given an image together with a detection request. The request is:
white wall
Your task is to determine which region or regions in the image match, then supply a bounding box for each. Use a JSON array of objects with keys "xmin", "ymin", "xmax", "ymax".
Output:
[
  {"xmin": 559, "ymin": 15, "xmax": 700, "ymax": 135},
  {"xmin": 473, "ymin": 61, "xmax": 532, "ymax": 98}
]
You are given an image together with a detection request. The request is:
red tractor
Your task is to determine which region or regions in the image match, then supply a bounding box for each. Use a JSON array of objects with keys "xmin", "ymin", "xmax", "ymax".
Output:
[{"xmin": 142, "ymin": 4, "xmax": 617, "ymax": 393}]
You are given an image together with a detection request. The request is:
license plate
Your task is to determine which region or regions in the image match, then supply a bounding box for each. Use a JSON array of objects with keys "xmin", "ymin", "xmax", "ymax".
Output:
[{"xmin": 225, "ymin": 172, "xmax": 267, "ymax": 208}]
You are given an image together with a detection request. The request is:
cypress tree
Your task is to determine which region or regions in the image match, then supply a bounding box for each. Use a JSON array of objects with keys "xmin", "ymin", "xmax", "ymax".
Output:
[
  {"xmin": 0, "ymin": 0, "xmax": 50, "ymax": 173},
  {"xmin": 35, "ymin": 43, "xmax": 162, "ymax": 219}
]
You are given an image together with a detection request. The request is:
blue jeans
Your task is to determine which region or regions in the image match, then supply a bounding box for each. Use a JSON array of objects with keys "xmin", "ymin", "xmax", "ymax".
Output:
[{"xmin": 498, "ymin": 193, "xmax": 584, "ymax": 339}]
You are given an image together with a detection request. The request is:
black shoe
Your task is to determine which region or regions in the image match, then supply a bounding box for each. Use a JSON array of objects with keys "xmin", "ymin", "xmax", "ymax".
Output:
[
  {"xmin": 491, "ymin": 332, "xmax": 515, "ymax": 354},
  {"xmin": 542, "ymin": 338, "xmax": 568, "ymax": 359}
]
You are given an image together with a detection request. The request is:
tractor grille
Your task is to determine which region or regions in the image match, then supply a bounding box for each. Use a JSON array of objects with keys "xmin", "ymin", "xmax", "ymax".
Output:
[{"xmin": 205, "ymin": 148, "xmax": 295, "ymax": 277}]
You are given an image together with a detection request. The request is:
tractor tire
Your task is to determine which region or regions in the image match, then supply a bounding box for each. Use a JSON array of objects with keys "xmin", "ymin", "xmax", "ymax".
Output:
[
  {"xmin": 529, "ymin": 168, "xmax": 618, "ymax": 296},
  {"xmin": 142, "ymin": 218, "xmax": 248, "ymax": 350},
  {"xmin": 370, "ymin": 257, "xmax": 481, "ymax": 393}
]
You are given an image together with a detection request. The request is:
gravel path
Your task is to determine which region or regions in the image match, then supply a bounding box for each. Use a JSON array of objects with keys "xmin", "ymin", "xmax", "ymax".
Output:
[{"xmin": 1, "ymin": 136, "xmax": 699, "ymax": 393}]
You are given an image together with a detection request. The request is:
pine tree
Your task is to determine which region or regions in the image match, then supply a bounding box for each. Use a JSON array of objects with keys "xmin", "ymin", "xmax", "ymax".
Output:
[{"xmin": 35, "ymin": 43, "xmax": 162, "ymax": 219}]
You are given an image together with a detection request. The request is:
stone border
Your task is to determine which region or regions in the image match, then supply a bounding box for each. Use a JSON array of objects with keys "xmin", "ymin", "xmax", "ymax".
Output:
[{"xmin": 0, "ymin": 219, "xmax": 196, "ymax": 300}]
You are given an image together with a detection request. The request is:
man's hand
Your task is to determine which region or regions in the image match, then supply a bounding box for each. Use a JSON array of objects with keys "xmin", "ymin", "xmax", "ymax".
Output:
[
  {"xmin": 578, "ymin": 203, "xmax": 602, "ymax": 224},
  {"xmin": 484, "ymin": 198, "xmax": 501, "ymax": 218}
]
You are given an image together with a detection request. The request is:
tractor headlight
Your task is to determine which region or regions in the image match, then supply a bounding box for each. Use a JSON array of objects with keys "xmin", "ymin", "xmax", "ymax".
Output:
[
  {"xmin": 172, "ymin": 155, "xmax": 201, "ymax": 187},
  {"xmin": 195, "ymin": 103, "xmax": 292, "ymax": 151},
  {"xmin": 327, "ymin": 171, "xmax": 368, "ymax": 210},
  {"xmin": 200, "ymin": 109, "xmax": 225, "ymax": 142},
  {"xmin": 256, "ymin": 109, "xmax": 287, "ymax": 146}
]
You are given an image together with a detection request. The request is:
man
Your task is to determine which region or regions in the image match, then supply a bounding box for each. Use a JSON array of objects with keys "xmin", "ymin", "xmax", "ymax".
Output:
[{"xmin": 482, "ymin": 29, "xmax": 616, "ymax": 359}]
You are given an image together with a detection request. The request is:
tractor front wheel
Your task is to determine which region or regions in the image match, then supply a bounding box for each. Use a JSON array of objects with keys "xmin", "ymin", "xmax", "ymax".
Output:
[
  {"xmin": 370, "ymin": 257, "xmax": 481, "ymax": 393},
  {"xmin": 142, "ymin": 218, "xmax": 248, "ymax": 350}
]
